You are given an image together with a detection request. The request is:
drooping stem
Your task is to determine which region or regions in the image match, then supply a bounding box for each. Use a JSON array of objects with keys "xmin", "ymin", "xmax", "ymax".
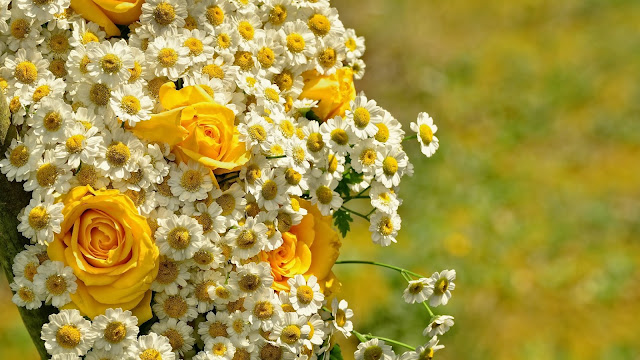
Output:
[
  {"xmin": 335, "ymin": 260, "xmax": 426, "ymax": 279},
  {"xmin": 340, "ymin": 207, "xmax": 371, "ymax": 221},
  {"xmin": 352, "ymin": 330, "xmax": 416, "ymax": 351},
  {"xmin": 403, "ymin": 134, "xmax": 418, "ymax": 142}
]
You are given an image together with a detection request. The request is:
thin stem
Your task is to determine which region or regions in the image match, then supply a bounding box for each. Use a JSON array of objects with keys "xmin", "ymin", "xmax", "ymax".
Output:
[
  {"xmin": 340, "ymin": 206, "xmax": 371, "ymax": 221},
  {"xmin": 266, "ymin": 155, "xmax": 286, "ymax": 159},
  {"xmin": 403, "ymin": 134, "xmax": 418, "ymax": 142},
  {"xmin": 344, "ymin": 186, "xmax": 371, "ymax": 203},
  {"xmin": 218, "ymin": 173, "xmax": 239, "ymax": 185},
  {"xmin": 353, "ymin": 331, "xmax": 416, "ymax": 351},
  {"xmin": 335, "ymin": 260, "xmax": 426, "ymax": 279}
]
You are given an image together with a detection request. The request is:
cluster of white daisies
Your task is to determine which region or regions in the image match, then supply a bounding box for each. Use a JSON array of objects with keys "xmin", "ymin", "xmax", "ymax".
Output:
[{"xmin": 1, "ymin": 0, "xmax": 446, "ymax": 358}]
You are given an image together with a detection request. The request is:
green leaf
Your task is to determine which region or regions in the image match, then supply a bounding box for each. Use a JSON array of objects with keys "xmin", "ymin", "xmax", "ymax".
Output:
[
  {"xmin": 330, "ymin": 344, "xmax": 344, "ymax": 360},
  {"xmin": 305, "ymin": 109, "xmax": 322, "ymax": 122},
  {"xmin": 333, "ymin": 208, "xmax": 353, "ymax": 237}
]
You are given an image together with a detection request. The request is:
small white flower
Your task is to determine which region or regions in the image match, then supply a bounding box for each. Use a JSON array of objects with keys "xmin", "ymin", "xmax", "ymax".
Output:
[
  {"xmin": 227, "ymin": 310, "xmax": 254, "ymax": 343},
  {"xmin": 369, "ymin": 181, "xmax": 401, "ymax": 213},
  {"xmin": 354, "ymin": 339, "xmax": 395, "ymax": 360},
  {"xmin": 12, "ymin": 249, "xmax": 41, "ymax": 282},
  {"xmin": 225, "ymin": 217, "xmax": 269, "ymax": 260},
  {"xmin": 128, "ymin": 332, "xmax": 176, "ymax": 360},
  {"xmin": 146, "ymin": 36, "xmax": 190, "ymax": 81},
  {"xmin": 29, "ymin": 97, "xmax": 73, "ymax": 144},
  {"xmin": 310, "ymin": 174, "xmax": 342, "ymax": 216},
  {"xmin": 400, "ymin": 337, "xmax": 444, "ymax": 360},
  {"xmin": 229, "ymin": 262, "xmax": 273, "ymax": 296},
  {"xmin": 56, "ymin": 121, "xmax": 103, "ymax": 169},
  {"xmin": 205, "ymin": 336, "xmax": 236, "ymax": 360},
  {"xmin": 168, "ymin": 161, "xmax": 214, "ymax": 202},
  {"xmin": 369, "ymin": 210, "xmax": 401, "ymax": 247},
  {"xmin": 90, "ymin": 308, "xmax": 139, "ymax": 355},
  {"xmin": 288, "ymin": 275, "xmax": 324, "ymax": 317},
  {"xmin": 374, "ymin": 145, "xmax": 409, "ymax": 188},
  {"xmin": 151, "ymin": 255, "xmax": 191, "ymax": 295},
  {"xmin": 86, "ymin": 39, "xmax": 134, "ymax": 85},
  {"xmin": 190, "ymin": 269, "xmax": 220, "ymax": 313},
  {"xmin": 0, "ymin": 136, "xmax": 43, "ymax": 182},
  {"xmin": 346, "ymin": 94, "xmax": 383, "ymax": 139},
  {"xmin": 410, "ymin": 112, "xmax": 439, "ymax": 158},
  {"xmin": 321, "ymin": 116, "xmax": 352, "ymax": 154},
  {"xmin": 153, "ymin": 287, "xmax": 199, "ymax": 322},
  {"xmin": 110, "ymin": 82, "xmax": 154, "ymax": 126},
  {"xmin": 212, "ymin": 182, "xmax": 247, "ymax": 226},
  {"xmin": 245, "ymin": 290, "xmax": 284, "ymax": 331},
  {"xmin": 18, "ymin": 193, "xmax": 64, "ymax": 244},
  {"xmin": 280, "ymin": 20, "xmax": 317, "ymax": 67},
  {"xmin": 41, "ymin": 309, "xmax": 95, "ymax": 356},
  {"xmin": 330, "ymin": 298, "xmax": 354, "ymax": 337},
  {"xmin": 423, "ymin": 315, "xmax": 455, "ymax": 338},
  {"xmin": 198, "ymin": 311, "xmax": 232, "ymax": 345},
  {"xmin": 141, "ymin": 0, "xmax": 188, "ymax": 34},
  {"xmin": 156, "ymin": 214, "xmax": 206, "ymax": 261},
  {"xmin": 403, "ymin": 278, "xmax": 435, "ymax": 304},
  {"xmin": 271, "ymin": 312, "xmax": 310, "ymax": 353},
  {"xmin": 33, "ymin": 260, "xmax": 77, "ymax": 308},
  {"xmin": 10, "ymin": 277, "xmax": 42, "ymax": 309},
  {"xmin": 151, "ymin": 318, "xmax": 196, "ymax": 357},
  {"xmin": 428, "ymin": 270, "xmax": 456, "ymax": 307}
]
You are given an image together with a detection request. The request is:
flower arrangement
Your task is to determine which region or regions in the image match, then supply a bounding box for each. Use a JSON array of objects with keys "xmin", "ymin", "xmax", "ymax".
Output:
[{"xmin": 0, "ymin": 0, "xmax": 455, "ymax": 359}]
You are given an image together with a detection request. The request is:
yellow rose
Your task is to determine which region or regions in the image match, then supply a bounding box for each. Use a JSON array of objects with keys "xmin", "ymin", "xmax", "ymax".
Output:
[
  {"xmin": 131, "ymin": 83, "xmax": 250, "ymax": 182},
  {"xmin": 299, "ymin": 68, "xmax": 356, "ymax": 122},
  {"xmin": 70, "ymin": 0, "xmax": 143, "ymax": 37},
  {"xmin": 261, "ymin": 199, "xmax": 342, "ymax": 295},
  {"xmin": 48, "ymin": 186, "xmax": 159, "ymax": 323}
]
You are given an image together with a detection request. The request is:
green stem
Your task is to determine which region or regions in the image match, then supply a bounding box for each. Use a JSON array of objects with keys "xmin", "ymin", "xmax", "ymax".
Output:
[
  {"xmin": 403, "ymin": 134, "xmax": 418, "ymax": 142},
  {"xmin": 353, "ymin": 331, "xmax": 416, "ymax": 351},
  {"xmin": 335, "ymin": 260, "xmax": 426, "ymax": 278},
  {"xmin": 218, "ymin": 173, "xmax": 239, "ymax": 185},
  {"xmin": 340, "ymin": 207, "xmax": 370, "ymax": 221},
  {"xmin": 266, "ymin": 155, "xmax": 286, "ymax": 159}
]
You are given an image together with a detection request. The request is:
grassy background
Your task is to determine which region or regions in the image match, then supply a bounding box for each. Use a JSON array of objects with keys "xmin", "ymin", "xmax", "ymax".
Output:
[{"xmin": 2, "ymin": 0, "xmax": 640, "ymax": 358}]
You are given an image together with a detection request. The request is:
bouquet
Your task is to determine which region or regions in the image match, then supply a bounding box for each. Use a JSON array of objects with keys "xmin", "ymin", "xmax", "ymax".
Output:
[{"xmin": 0, "ymin": 0, "xmax": 455, "ymax": 359}]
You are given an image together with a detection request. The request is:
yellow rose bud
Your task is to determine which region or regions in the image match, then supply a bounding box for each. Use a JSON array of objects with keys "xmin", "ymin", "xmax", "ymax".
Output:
[
  {"xmin": 70, "ymin": 0, "xmax": 144, "ymax": 37},
  {"xmin": 299, "ymin": 67, "xmax": 356, "ymax": 122},
  {"xmin": 261, "ymin": 199, "xmax": 342, "ymax": 295},
  {"xmin": 48, "ymin": 186, "xmax": 159, "ymax": 323},
  {"xmin": 131, "ymin": 82, "xmax": 250, "ymax": 181}
]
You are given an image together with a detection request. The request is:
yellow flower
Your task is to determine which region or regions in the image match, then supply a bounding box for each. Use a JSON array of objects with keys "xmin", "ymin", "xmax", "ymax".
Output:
[
  {"xmin": 261, "ymin": 199, "xmax": 342, "ymax": 295},
  {"xmin": 70, "ymin": 0, "xmax": 144, "ymax": 37},
  {"xmin": 299, "ymin": 67, "xmax": 356, "ymax": 122},
  {"xmin": 131, "ymin": 83, "xmax": 250, "ymax": 183},
  {"xmin": 48, "ymin": 186, "xmax": 159, "ymax": 323}
]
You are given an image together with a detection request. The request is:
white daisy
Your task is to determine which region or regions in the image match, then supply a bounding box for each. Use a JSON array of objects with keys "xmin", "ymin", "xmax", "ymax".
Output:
[
  {"xmin": 198, "ymin": 310, "xmax": 231, "ymax": 345},
  {"xmin": 280, "ymin": 19, "xmax": 317, "ymax": 67},
  {"xmin": 229, "ymin": 262, "xmax": 274, "ymax": 296},
  {"xmin": 17, "ymin": 193, "xmax": 64, "ymax": 244},
  {"xmin": 368, "ymin": 210, "xmax": 401, "ymax": 247},
  {"xmin": 271, "ymin": 312, "xmax": 310, "ymax": 353},
  {"xmin": 288, "ymin": 275, "xmax": 324, "ymax": 317},
  {"xmin": 41, "ymin": 309, "xmax": 95, "ymax": 356},
  {"xmin": 374, "ymin": 111, "xmax": 404, "ymax": 147},
  {"xmin": 94, "ymin": 128, "xmax": 144, "ymax": 181},
  {"xmin": 313, "ymin": 37, "xmax": 345, "ymax": 75},
  {"xmin": 128, "ymin": 333, "xmax": 176, "ymax": 360},
  {"xmin": 213, "ymin": 183, "xmax": 248, "ymax": 226},
  {"xmin": 29, "ymin": 96, "xmax": 73, "ymax": 143},
  {"xmin": 26, "ymin": 73, "xmax": 66, "ymax": 107},
  {"xmin": 252, "ymin": 30, "xmax": 285, "ymax": 73},
  {"xmin": 374, "ymin": 145, "xmax": 409, "ymax": 188},
  {"xmin": 410, "ymin": 112, "xmax": 439, "ymax": 158},
  {"xmin": 345, "ymin": 94, "xmax": 384, "ymax": 139},
  {"xmin": 310, "ymin": 174, "xmax": 342, "ymax": 216},
  {"xmin": 151, "ymin": 255, "xmax": 191, "ymax": 295},
  {"xmin": 24, "ymin": 149, "xmax": 71, "ymax": 197},
  {"xmin": 10, "ymin": 277, "xmax": 42, "ymax": 309},
  {"xmin": 155, "ymin": 214, "xmax": 206, "ymax": 261},
  {"xmin": 369, "ymin": 181, "xmax": 401, "ymax": 214},
  {"xmin": 153, "ymin": 287, "xmax": 199, "ymax": 322},
  {"xmin": 189, "ymin": 243, "xmax": 225, "ymax": 270},
  {"xmin": 56, "ymin": 121, "xmax": 102, "ymax": 169},
  {"xmin": 403, "ymin": 278, "xmax": 435, "ymax": 304},
  {"xmin": 321, "ymin": 116, "xmax": 352, "ymax": 154},
  {"xmin": 401, "ymin": 337, "xmax": 444, "ymax": 360},
  {"xmin": 69, "ymin": 19, "xmax": 106, "ymax": 48},
  {"xmin": 423, "ymin": 315, "xmax": 455, "ymax": 338},
  {"xmin": 330, "ymin": 298, "xmax": 353, "ymax": 338},
  {"xmin": 168, "ymin": 161, "xmax": 214, "ymax": 202},
  {"xmin": 181, "ymin": 28, "xmax": 215, "ymax": 65},
  {"xmin": 227, "ymin": 310, "xmax": 253, "ymax": 343},
  {"xmin": 205, "ymin": 336, "xmax": 236, "ymax": 360},
  {"xmin": 349, "ymin": 138, "xmax": 379, "ymax": 175},
  {"xmin": 86, "ymin": 39, "xmax": 133, "ymax": 85},
  {"xmin": 110, "ymin": 82, "xmax": 154, "ymax": 126},
  {"xmin": 5, "ymin": 11, "xmax": 44, "ymax": 52},
  {"xmin": 0, "ymin": 136, "xmax": 43, "ymax": 182},
  {"xmin": 245, "ymin": 290, "xmax": 284, "ymax": 331},
  {"xmin": 151, "ymin": 318, "xmax": 196, "ymax": 357},
  {"xmin": 428, "ymin": 270, "xmax": 456, "ymax": 307},
  {"xmin": 343, "ymin": 28, "xmax": 366, "ymax": 61},
  {"xmin": 224, "ymin": 217, "xmax": 269, "ymax": 260},
  {"xmin": 33, "ymin": 260, "xmax": 77, "ymax": 308},
  {"xmin": 12, "ymin": 249, "xmax": 41, "ymax": 282},
  {"xmin": 141, "ymin": 0, "xmax": 188, "ymax": 34},
  {"xmin": 90, "ymin": 308, "xmax": 139, "ymax": 355},
  {"xmin": 15, "ymin": 0, "xmax": 69, "ymax": 23},
  {"xmin": 354, "ymin": 339, "xmax": 395, "ymax": 360},
  {"xmin": 303, "ymin": 313, "xmax": 326, "ymax": 349},
  {"xmin": 146, "ymin": 36, "xmax": 190, "ymax": 81}
]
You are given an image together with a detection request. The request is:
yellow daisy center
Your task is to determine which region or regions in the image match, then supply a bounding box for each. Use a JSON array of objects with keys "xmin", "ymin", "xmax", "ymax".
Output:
[
  {"xmin": 353, "ymin": 107, "xmax": 371, "ymax": 129},
  {"xmin": 148, "ymin": 76, "xmax": 169, "ymax": 98},
  {"xmin": 434, "ymin": 278, "xmax": 449, "ymax": 294},
  {"xmin": 11, "ymin": 19, "xmax": 30, "ymax": 40},
  {"xmin": 330, "ymin": 128, "xmax": 348, "ymax": 145},
  {"xmin": 121, "ymin": 95, "xmax": 141, "ymax": 115},
  {"xmin": 335, "ymin": 309, "xmax": 347, "ymax": 327},
  {"xmin": 257, "ymin": 47, "xmax": 275, "ymax": 68},
  {"xmin": 238, "ymin": 21, "xmax": 255, "ymax": 40},
  {"xmin": 216, "ymin": 194, "xmax": 236, "ymax": 215},
  {"xmin": 284, "ymin": 168, "xmax": 301, "ymax": 186},
  {"xmin": 193, "ymin": 249, "xmax": 214, "ymax": 266},
  {"xmin": 81, "ymin": 31, "xmax": 99, "ymax": 44},
  {"xmin": 206, "ymin": 6, "xmax": 224, "ymax": 26},
  {"xmin": 153, "ymin": 2, "xmax": 177, "ymax": 25},
  {"xmin": 345, "ymin": 38, "xmax": 357, "ymax": 51},
  {"xmin": 277, "ymin": 212, "xmax": 292, "ymax": 233},
  {"xmin": 156, "ymin": 256, "xmax": 179, "ymax": 284},
  {"xmin": 279, "ymin": 120, "xmax": 294, "ymax": 138},
  {"xmin": 360, "ymin": 148, "xmax": 376, "ymax": 166},
  {"xmin": 286, "ymin": 33, "xmax": 305, "ymax": 53},
  {"xmin": 212, "ymin": 342, "xmax": 227, "ymax": 356},
  {"xmin": 180, "ymin": 169, "xmax": 203, "ymax": 192},
  {"xmin": 269, "ymin": 5, "xmax": 287, "ymax": 25},
  {"xmin": 378, "ymin": 216, "xmax": 394, "ymax": 236},
  {"xmin": 56, "ymin": 325, "xmax": 81, "ymax": 349},
  {"xmin": 89, "ymin": 83, "xmax": 111, "ymax": 106},
  {"xmin": 49, "ymin": 59, "xmax": 67, "ymax": 78},
  {"xmin": 280, "ymin": 325, "xmax": 301, "ymax": 344},
  {"xmin": 140, "ymin": 349, "xmax": 162, "ymax": 360},
  {"xmin": 363, "ymin": 346, "xmax": 383, "ymax": 360},
  {"xmin": 163, "ymin": 295, "xmax": 188, "ymax": 318},
  {"xmin": 184, "ymin": 15, "xmax": 198, "ymax": 30},
  {"xmin": 32, "ymin": 85, "xmax": 51, "ymax": 103},
  {"xmin": 318, "ymin": 47, "xmax": 337, "ymax": 68},
  {"xmin": 316, "ymin": 186, "xmax": 333, "ymax": 204},
  {"xmin": 9, "ymin": 145, "xmax": 29, "ymax": 167},
  {"xmin": 36, "ymin": 163, "xmax": 58, "ymax": 187},
  {"xmin": 262, "ymin": 180, "xmax": 278, "ymax": 200},
  {"xmin": 104, "ymin": 321, "xmax": 127, "ymax": 344},
  {"xmin": 28, "ymin": 206, "xmax": 50, "ymax": 230},
  {"xmin": 43, "ymin": 111, "xmax": 63, "ymax": 132},
  {"xmin": 237, "ymin": 230, "xmax": 257, "ymax": 249},
  {"xmin": 80, "ymin": 55, "xmax": 91, "ymax": 74},
  {"xmin": 45, "ymin": 274, "xmax": 67, "ymax": 295},
  {"xmin": 129, "ymin": 62, "xmax": 143, "ymax": 82},
  {"xmin": 382, "ymin": 156, "xmax": 398, "ymax": 176},
  {"xmin": 167, "ymin": 227, "xmax": 191, "ymax": 250},
  {"xmin": 273, "ymin": 70, "xmax": 293, "ymax": 91},
  {"xmin": 234, "ymin": 51, "xmax": 254, "ymax": 71},
  {"xmin": 100, "ymin": 54, "xmax": 122, "ymax": 74},
  {"xmin": 238, "ymin": 274, "xmax": 261, "ymax": 292},
  {"xmin": 254, "ymin": 301, "xmax": 274, "ymax": 320},
  {"xmin": 106, "ymin": 141, "xmax": 131, "ymax": 167},
  {"xmin": 157, "ymin": 48, "xmax": 178, "ymax": 67},
  {"xmin": 9, "ymin": 97, "xmax": 21, "ymax": 114},
  {"xmin": 308, "ymin": 14, "xmax": 331, "ymax": 36},
  {"xmin": 203, "ymin": 64, "xmax": 225, "ymax": 80},
  {"xmin": 217, "ymin": 33, "xmax": 231, "ymax": 48},
  {"xmin": 15, "ymin": 62, "xmax": 38, "ymax": 85},
  {"xmin": 65, "ymin": 134, "xmax": 85, "ymax": 154},
  {"xmin": 419, "ymin": 124, "xmax": 433, "ymax": 144},
  {"xmin": 409, "ymin": 282, "xmax": 424, "ymax": 294},
  {"xmin": 24, "ymin": 262, "xmax": 39, "ymax": 282},
  {"xmin": 375, "ymin": 123, "xmax": 390, "ymax": 143},
  {"xmin": 296, "ymin": 285, "xmax": 314, "ymax": 304},
  {"xmin": 248, "ymin": 124, "xmax": 267, "ymax": 142},
  {"xmin": 163, "ymin": 328, "xmax": 184, "ymax": 351},
  {"xmin": 18, "ymin": 287, "xmax": 36, "ymax": 302},
  {"xmin": 75, "ymin": 165, "xmax": 98, "ymax": 187},
  {"xmin": 306, "ymin": 133, "xmax": 324, "ymax": 153},
  {"xmin": 48, "ymin": 33, "xmax": 70, "ymax": 55},
  {"xmin": 184, "ymin": 37, "xmax": 204, "ymax": 56}
]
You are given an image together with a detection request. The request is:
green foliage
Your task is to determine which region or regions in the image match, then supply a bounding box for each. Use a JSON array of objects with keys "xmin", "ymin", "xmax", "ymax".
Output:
[{"xmin": 333, "ymin": 208, "xmax": 353, "ymax": 238}]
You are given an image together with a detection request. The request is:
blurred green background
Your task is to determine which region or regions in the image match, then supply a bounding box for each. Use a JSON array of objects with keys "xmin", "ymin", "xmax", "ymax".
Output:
[{"xmin": 2, "ymin": 0, "xmax": 640, "ymax": 358}]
